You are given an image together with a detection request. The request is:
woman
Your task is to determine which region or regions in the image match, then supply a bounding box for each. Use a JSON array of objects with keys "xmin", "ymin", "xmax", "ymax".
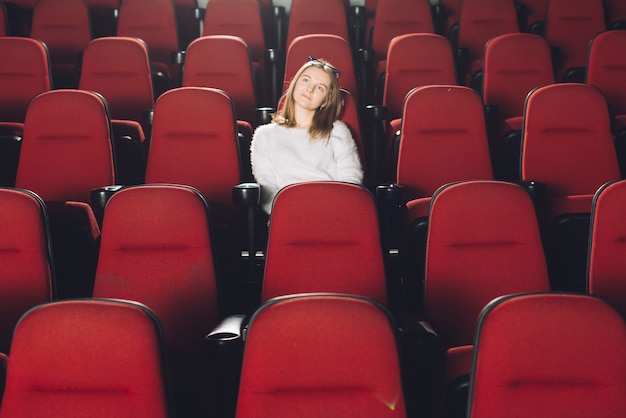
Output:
[{"xmin": 250, "ymin": 57, "xmax": 364, "ymax": 215}]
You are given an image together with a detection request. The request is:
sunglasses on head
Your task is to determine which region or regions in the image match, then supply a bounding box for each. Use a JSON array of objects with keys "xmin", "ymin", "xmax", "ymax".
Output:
[{"xmin": 307, "ymin": 56, "xmax": 341, "ymax": 79}]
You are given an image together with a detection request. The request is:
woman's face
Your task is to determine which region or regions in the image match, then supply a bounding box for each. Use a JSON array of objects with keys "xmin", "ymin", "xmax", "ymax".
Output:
[{"xmin": 292, "ymin": 66, "xmax": 332, "ymax": 112}]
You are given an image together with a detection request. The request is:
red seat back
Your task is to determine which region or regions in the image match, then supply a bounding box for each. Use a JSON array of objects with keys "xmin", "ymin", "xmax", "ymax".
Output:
[
  {"xmin": 262, "ymin": 182, "xmax": 388, "ymax": 306},
  {"xmin": 93, "ymin": 184, "xmax": 220, "ymax": 351},
  {"xmin": 0, "ymin": 299, "xmax": 172, "ymax": 418},
  {"xmin": 588, "ymin": 179, "xmax": 626, "ymax": 317},
  {"xmin": 0, "ymin": 37, "xmax": 51, "ymax": 123},
  {"xmin": 183, "ymin": 35, "xmax": 259, "ymax": 129},
  {"xmin": 15, "ymin": 89, "xmax": 115, "ymax": 203},
  {"xmin": 543, "ymin": 0, "xmax": 606, "ymax": 81},
  {"xmin": 236, "ymin": 294, "xmax": 407, "ymax": 418},
  {"xmin": 468, "ymin": 293, "xmax": 626, "ymax": 418},
  {"xmin": 29, "ymin": 0, "xmax": 92, "ymax": 88},
  {"xmin": 0, "ymin": 187, "xmax": 53, "ymax": 354}
]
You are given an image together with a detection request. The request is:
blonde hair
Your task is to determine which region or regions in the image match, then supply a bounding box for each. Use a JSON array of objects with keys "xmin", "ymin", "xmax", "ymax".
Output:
[{"xmin": 273, "ymin": 58, "xmax": 343, "ymax": 140}]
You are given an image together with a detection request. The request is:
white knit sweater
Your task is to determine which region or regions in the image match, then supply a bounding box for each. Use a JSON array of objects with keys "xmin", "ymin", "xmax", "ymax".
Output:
[{"xmin": 250, "ymin": 120, "xmax": 364, "ymax": 214}]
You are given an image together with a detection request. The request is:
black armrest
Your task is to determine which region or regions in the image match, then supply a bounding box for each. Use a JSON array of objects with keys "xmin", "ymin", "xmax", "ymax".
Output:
[
  {"xmin": 233, "ymin": 183, "xmax": 263, "ymax": 284},
  {"xmin": 397, "ymin": 314, "xmax": 442, "ymax": 418},
  {"xmin": 205, "ymin": 314, "xmax": 248, "ymax": 418},
  {"xmin": 272, "ymin": 5, "xmax": 286, "ymax": 51},
  {"xmin": 256, "ymin": 107, "xmax": 275, "ymax": 126},
  {"xmin": 356, "ymin": 48, "xmax": 375, "ymax": 106},
  {"xmin": 206, "ymin": 314, "xmax": 247, "ymax": 344},
  {"xmin": 348, "ymin": 5, "xmax": 366, "ymax": 50},
  {"xmin": 265, "ymin": 48, "xmax": 282, "ymax": 109},
  {"xmin": 194, "ymin": 7, "xmax": 205, "ymax": 21},
  {"xmin": 376, "ymin": 183, "xmax": 405, "ymax": 315},
  {"xmin": 364, "ymin": 104, "xmax": 387, "ymax": 186},
  {"xmin": 90, "ymin": 185, "xmax": 124, "ymax": 227}
]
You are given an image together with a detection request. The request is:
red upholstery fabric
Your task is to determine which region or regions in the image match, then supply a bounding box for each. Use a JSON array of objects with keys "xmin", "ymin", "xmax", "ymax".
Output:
[
  {"xmin": 79, "ymin": 36, "xmax": 154, "ymax": 138},
  {"xmin": 424, "ymin": 181, "xmax": 551, "ymax": 381},
  {"xmin": 397, "ymin": 85, "xmax": 493, "ymax": 215},
  {"xmin": 146, "ymin": 87, "xmax": 240, "ymax": 207},
  {"xmin": 262, "ymin": 182, "xmax": 388, "ymax": 306},
  {"xmin": 384, "ymin": 33, "xmax": 456, "ymax": 123},
  {"xmin": 521, "ymin": 83, "xmax": 621, "ymax": 219},
  {"xmin": 456, "ymin": 0, "xmax": 520, "ymax": 85},
  {"xmin": 202, "ymin": 0, "xmax": 267, "ymax": 71},
  {"xmin": 0, "ymin": 299, "xmax": 172, "ymax": 418},
  {"xmin": 0, "ymin": 37, "xmax": 51, "ymax": 123},
  {"xmin": 369, "ymin": 0, "xmax": 435, "ymax": 81},
  {"xmin": 588, "ymin": 180, "xmax": 626, "ymax": 317},
  {"xmin": 0, "ymin": 188, "xmax": 53, "ymax": 354},
  {"xmin": 93, "ymin": 184, "xmax": 219, "ymax": 351},
  {"xmin": 543, "ymin": 0, "xmax": 606, "ymax": 81},
  {"xmin": 116, "ymin": 0, "xmax": 180, "ymax": 89},
  {"xmin": 285, "ymin": 0, "xmax": 350, "ymax": 54},
  {"xmin": 468, "ymin": 293, "xmax": 626, "ymax": 418},
  {"xmin": 15, "ymin": 89, "xmax": 115, "ymax": 203},
  {"xmin": 183, "ymin": 35, "xmax": 259, "ymax": 130},
  {"xmin": 236, "ymin": 294, "xmax": 407, "ymax": 418},
  {"xmin": 482, "ymin": 33, "xmax": 554, "ymax": 136},
  {"xmin": 586, "ymin": 30, "xmax": 626, "ymax": 132},
  {"xmin": 29, "ymin": 0, "xmax": 92, "ymax": 88},
  {"xmin": 283, "ymin": 34, "xmax": 359, "ymax": 101}
]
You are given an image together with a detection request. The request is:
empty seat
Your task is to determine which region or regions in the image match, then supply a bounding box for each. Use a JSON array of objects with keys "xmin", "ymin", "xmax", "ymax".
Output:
[
  {"xmin": 284, "ymin": 0, "xmax": 351, "ymax": 54},
  {"xmin": 116, "ymin": 0, "xmax": 181, "ymax": 94},
  {"xmin": 183, "ymin": 34, "xmax": 260, "ymax": 173},
  {"xmin": 377, "ymin": 33, "xmax": 457, "ymax": 165},
  {"xmin": 92, "ymin": 184, "xmax": 220, "ymax": 418},
  {"xmin": 586, "ymin": 29, "xmax": 626, "ymax": 134},
  {"xmin": 0, "ymin": 37, "xmax": 51, "ymax": 187},
  {"xmin": 520, "ymin": 83, "xmax": 621, "ymax": 292},
  {"xmin": 29, "ymin": 0, "xmax": 92, "ymax": 89},
  {"xmin": 236, "ymin": 293, "xmax": 407, "ymax": 418},
  {"xmin": 0, "ymin": 299, "xmax": 173, "ymax": 418},
  {"xmin": 15, "ymin": 89, "xmax": 115, "ymax": 299},
  {"xmin": 453, "ymin": 0, "xmax": 520, "ymax": 90},
  {"xmin": 396, "ymin": 85, "xmax": 493, "ymax": 220},
  {"xmin": 79, "ymin": 36, "xmax": 155, "ymax": 185},
  {"xmin": 145, "ymin": 87, "xmax": 242, "ymax": 300},
  {"xmin": 468, "ymin": 292, "xmax": 626, "ymax": 418},
  {"xmin": 364, "ymin": 0, "xmax": 435, "ymax": 102},
  {"xmin": 482, "ymin": 32, "xmax": 554, "ymax": 181},
  {"xmin": 261, "ymin": 182, "xmax": 389, "ymax": 308},
  {"xmin": 543, "ymin": 0, "xmax": 606, "ymax": 82},
  {"xmin": 587, "ymin": 179, "xmax": 626, "ymax": 317},
  {"xmin": 0, "ymin": 187, "xmax": 53, "ymax": 355},
  {"xmin": 201, "ymin": 0, "xmax": 270, "ymax": 105},
  {"xmin": 423, "ymin": 180, "xmax": 551, "ymax": 416}
]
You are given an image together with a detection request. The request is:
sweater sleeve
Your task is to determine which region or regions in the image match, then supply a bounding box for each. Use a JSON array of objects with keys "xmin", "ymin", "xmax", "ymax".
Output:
[
  {"xmin": 331, "ymin": 121, "xmax": 364, "ymax": 185},
  {"xmin": 250, "ymin": 124, "xmax": 280, "ymax": 214}
]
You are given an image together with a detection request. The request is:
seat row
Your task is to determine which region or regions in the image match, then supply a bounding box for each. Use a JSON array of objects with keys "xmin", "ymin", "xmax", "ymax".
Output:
[
  {"xmin": 3, "ymin": 28, "xmax": 626, "ymax": 188},
  {"xmin": 2, "ymin": 178, "xmax": 626, "ymax": 417},
  {"xmin": 1, "ymin": 77, "xmax": 624, "ymax": 300},
  {"xmin": 3, "ymin": 0, "xmax": 622, "ymax": 107}
]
